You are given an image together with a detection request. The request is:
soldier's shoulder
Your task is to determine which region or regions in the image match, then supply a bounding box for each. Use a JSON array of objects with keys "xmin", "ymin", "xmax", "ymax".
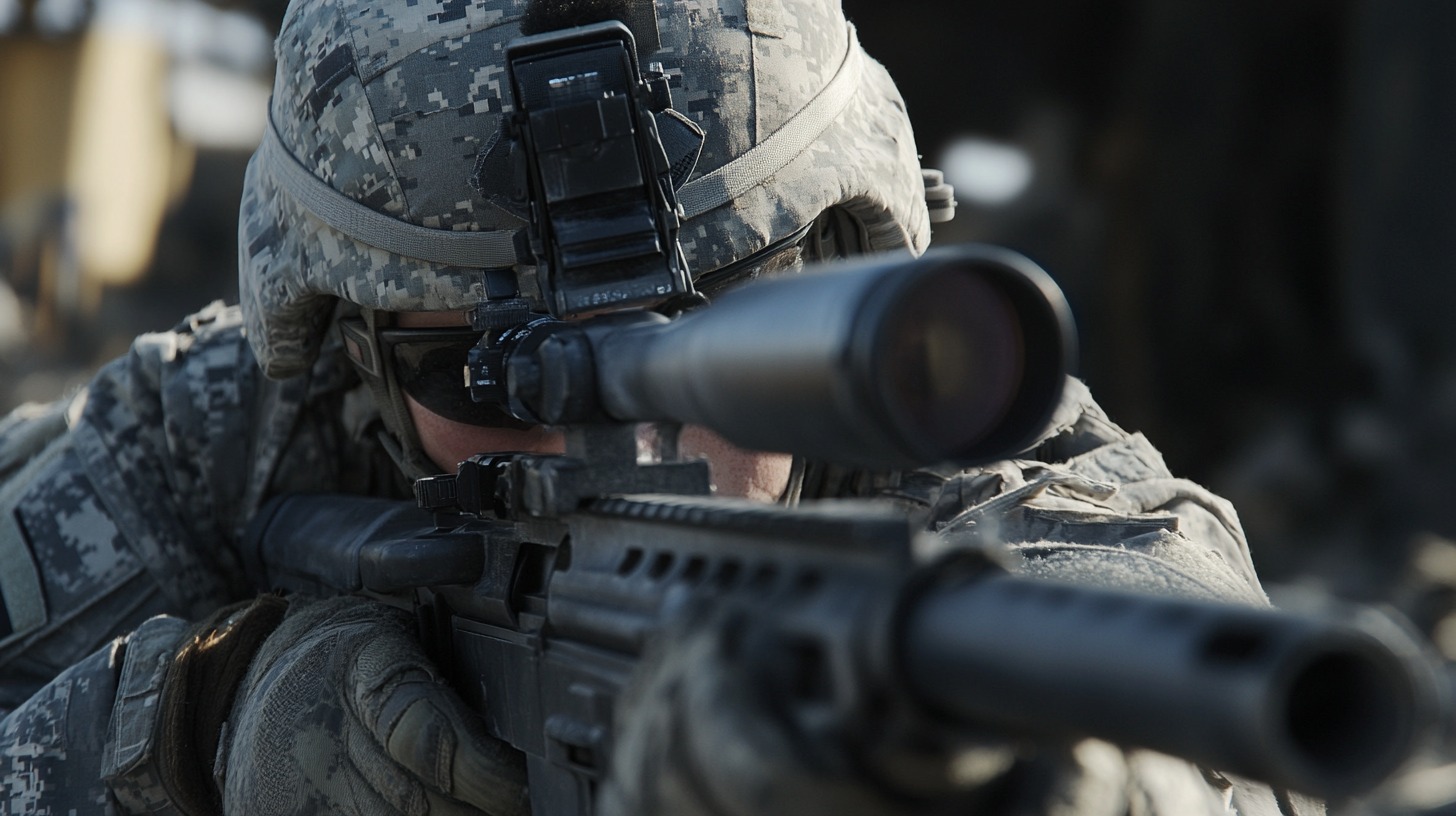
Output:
[
  {"xmin": 124, "ymin": 300, "xmax": 253, "ymax": 386},
  {"xmin": 0, "ymin": 306, "xmax": 255, "ymax": 482},
  {"xmin": 54, "ymin": 300, "xmax": 362, "ymax": 540},
  {"xmin": 885, "ymin": 377, "xmax": 1267, "ymax": 602},
  {"xmin": 105, "ymin": 300, "xmax": 364, "ymax": 478},
  {"xmin": 1025, "ymin": 376, "xmax": 1146, "ymax": 463},
  {"xmin": 64, "ymin": 303, "xmax": 259, "ymax": 464}
]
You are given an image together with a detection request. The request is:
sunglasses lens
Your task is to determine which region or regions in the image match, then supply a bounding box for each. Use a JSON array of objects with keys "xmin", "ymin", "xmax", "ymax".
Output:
[{"xmin": 389, "ymin": 333, "xmax": 529, "ymax": 428}]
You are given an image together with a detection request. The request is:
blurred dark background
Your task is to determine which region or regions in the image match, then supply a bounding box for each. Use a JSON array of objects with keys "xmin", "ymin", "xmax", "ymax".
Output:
[
  {"xmin": 6, "ymin": 1, "xmax": 1456, "ymax": 654},
  {"xmin": 842, "ymin": 0, "xmax": 1456, "ymax": 634}
]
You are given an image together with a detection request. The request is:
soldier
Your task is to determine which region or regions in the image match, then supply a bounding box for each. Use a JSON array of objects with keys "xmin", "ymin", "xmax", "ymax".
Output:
[{"xmin": 0, "ymin": 0, "xmax": 1311, "ymax": 814}]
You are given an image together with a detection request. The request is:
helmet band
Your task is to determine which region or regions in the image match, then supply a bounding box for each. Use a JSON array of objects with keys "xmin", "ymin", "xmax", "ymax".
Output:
[
  {"xmin": 678, "ymin": 22, "xmax": 864, "ymax": 219},
  {"xmin": 256, "ymin": 110, "xmax": 525, "ymax": 268}
]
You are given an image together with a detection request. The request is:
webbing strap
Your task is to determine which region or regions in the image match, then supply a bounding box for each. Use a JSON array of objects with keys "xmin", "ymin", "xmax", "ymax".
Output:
[
  {"xmin": 0, "ymin": 433, "xmax": 62, "ymax": 645},
  {"xmin": 257, "ymin": 113, "xmax": 523, "ymax": 268},
  {"xmin": 677, "ymin": 23, "xmax": 865, "ymax": 219}
]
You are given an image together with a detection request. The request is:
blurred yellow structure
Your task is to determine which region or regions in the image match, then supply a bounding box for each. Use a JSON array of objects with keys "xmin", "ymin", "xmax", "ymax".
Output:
[
  {"xmin": 68, "ymin": 26, "xmax": 195, "ymax": 289},
  {"xmin": 1, "ymin": 8, "xmax": 192, "ymax": 344},
  {"xmin": 0, "ymin": 37, "xmax": 80, "ymax": 344}
]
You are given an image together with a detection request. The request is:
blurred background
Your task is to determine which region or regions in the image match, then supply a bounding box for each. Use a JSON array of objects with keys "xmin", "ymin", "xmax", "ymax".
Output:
[
  {"xmin": 848, "ymin": 0, "xmax": 1456, "ymax": 653},
  {"xmin": 5, "ymin": 0, "xmax": 1456, "ymax": 662},
  {"xmin": 0, "ymin": 0, "xmax": 274, "ymax": 401}
]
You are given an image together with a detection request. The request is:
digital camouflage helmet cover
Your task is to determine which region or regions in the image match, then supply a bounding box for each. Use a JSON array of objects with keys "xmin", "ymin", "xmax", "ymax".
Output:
[{"xmin": 238, "ymin": 0, "xmax": 933, "ymax": 380}]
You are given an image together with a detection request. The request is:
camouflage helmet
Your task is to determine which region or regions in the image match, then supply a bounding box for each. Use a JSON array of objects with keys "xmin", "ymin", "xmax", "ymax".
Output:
[{"xmin": 239, "ymin": 0, "xmax": 933, "ymax": 380}]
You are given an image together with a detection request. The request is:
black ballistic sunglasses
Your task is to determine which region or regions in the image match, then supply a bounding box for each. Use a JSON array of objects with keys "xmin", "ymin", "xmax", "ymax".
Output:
[
  {"xmin": 338, "ymin": 317, "xmax": 530, "ymax": 428},
  {"xmin": 333, "ymin": 216, "xmax": 843, "ymax": 429}
]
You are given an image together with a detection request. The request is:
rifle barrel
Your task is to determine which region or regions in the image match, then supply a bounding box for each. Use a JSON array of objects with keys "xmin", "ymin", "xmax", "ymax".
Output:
[{"xmin": 900, "ymin": 573, "xmax": 1434, "ymax": 798}]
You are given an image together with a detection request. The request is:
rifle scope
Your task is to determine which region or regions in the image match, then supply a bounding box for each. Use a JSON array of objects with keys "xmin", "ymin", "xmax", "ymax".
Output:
[{"xmin": 507, "ymin": 245, "xmax": 1075, "ymax": 468}]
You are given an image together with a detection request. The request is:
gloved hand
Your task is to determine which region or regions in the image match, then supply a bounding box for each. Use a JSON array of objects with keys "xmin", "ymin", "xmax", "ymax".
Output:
[
  {"xmin": 155, "ymin": 594, "xmax": 529, "ymax": 816},
  {"xmin": 595, "ymin": 599, "xmax": 1266, "ymax": 816},
  {"xmin": 595, "ymin": 604, "xmax": 1010, "ymax": 816}
]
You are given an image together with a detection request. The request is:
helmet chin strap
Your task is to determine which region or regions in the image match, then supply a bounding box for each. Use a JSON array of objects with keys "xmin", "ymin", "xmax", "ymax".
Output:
[{"xmin": 353, "ymin": 307, "xmax": 444, "ymax": 480}]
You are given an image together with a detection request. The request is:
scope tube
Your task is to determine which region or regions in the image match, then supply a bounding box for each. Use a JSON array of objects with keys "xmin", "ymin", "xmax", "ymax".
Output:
[{"xmin": 589, "ymin": 245, "xmax": 1075, "ymax": 468}]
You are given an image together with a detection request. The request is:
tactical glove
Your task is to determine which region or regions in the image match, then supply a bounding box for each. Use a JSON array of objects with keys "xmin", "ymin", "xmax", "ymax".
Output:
[
  {"xmin": 595, "ymin": 604, "xmax": 1011, "ymax": 816},
  {"xmin": 155, "ymin": 594, "xmax": 529, "ymax": 816},
  {"xmin": 594, "ymin": 602, "xmax": 1243, "ymax": 816}
]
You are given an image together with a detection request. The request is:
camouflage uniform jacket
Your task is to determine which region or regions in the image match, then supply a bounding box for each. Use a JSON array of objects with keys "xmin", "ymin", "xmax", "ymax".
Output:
[{"xmin": 0, "ymin": 303, "xmax": 1309, "ymax": 815}]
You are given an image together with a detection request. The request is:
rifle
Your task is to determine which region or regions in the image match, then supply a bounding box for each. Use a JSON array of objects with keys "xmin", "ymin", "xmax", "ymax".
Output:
[{"xmin": 243, "ymin": 245, "xmax": 1440, "ymax": 814}]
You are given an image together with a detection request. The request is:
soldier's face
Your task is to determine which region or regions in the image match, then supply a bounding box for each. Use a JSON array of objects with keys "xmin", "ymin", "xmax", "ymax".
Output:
[{"xmin": 395, "ymin": 311, "xmax": 794, "ymax": 502}]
